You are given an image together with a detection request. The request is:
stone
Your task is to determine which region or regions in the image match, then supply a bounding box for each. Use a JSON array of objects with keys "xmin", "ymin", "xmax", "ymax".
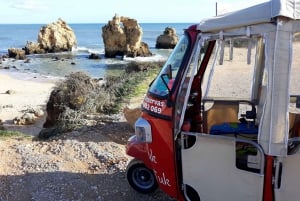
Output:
[
  {"xmin": 7, "ymin": 48, "xmax": 26, "ymax": 60},
  {"xmin": 155, "ymin": 27, "xmax": 179, "ymax": 49},
  {"xmin": 5, "ymin": 90, "xmax": 17, "ymax": 94},
  {"xmin": 38, "ymin": 18, "xmax": 77, "ymax": 53},
  {"xmin": 123, "ymin": 106, "xmax": 141, "ymax": 128},
  {"xmin": 102, "ymin": 14, "xmax": 152, "ymax": 58},
  {"xmin": 13, "ymin": 113, "xmax": 36, "ymax": 125},
  {"xmin": 88, "ymin": 53, "xmax": 101, "ymax": 59},
  {"xmin": 38, "ymin": 127, "xmax": 59, "ymax": 139}
]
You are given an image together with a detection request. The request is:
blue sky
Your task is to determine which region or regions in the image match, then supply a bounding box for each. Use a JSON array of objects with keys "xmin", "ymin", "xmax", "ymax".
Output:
[{"xmin": 0, "ymin": 0, "xmax": 268, "ymax": 24}]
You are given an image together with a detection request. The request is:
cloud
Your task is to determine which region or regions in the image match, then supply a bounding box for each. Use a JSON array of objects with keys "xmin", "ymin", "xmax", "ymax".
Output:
[{"xmin": 11, "ymin": 0, "xmax": 47, "ymax": 11}]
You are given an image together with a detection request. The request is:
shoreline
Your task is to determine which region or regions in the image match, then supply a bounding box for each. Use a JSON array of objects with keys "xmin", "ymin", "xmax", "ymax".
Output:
[{"xmin": 0, "ymin": 70, "xmax": 59, "ymax": 136}]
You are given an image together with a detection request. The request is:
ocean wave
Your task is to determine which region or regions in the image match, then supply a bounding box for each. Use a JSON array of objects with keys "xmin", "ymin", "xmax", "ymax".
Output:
[
  {"xmin": 72, "ymin": 46, "xmax": 104, "ymax": 54},
  {"xmin": 123, "ymin": 53, "xmax": 168, "ymax": 63}
]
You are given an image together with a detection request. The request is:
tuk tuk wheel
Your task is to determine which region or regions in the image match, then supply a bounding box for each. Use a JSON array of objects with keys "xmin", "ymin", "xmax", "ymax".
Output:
[{"xmin": 126, "ymin": 159, "xmax": 158, "ymax": 194}]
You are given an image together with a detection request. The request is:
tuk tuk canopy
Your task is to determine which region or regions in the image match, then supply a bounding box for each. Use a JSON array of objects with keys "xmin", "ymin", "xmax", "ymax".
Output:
[
  {"xmin": 197, "ymin": 0, "xmax": 300, "ymax": 156},
  {"xmin": 198, "ymin": 0, "xmax": 300, "ymax": 32}
]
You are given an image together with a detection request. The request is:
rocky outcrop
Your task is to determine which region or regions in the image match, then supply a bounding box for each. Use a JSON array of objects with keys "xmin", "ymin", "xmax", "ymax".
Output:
[
  {"xmin": 7, "ymin": 48, "xmax": 26, "ymax": 60},
  {"xmin": 102, "ymin": 14, "xmax": 152, "ymax": 58},
  {"xmin": 24, "ymin": 41, "xmax": 45, "ymax": 54},
  {"xmin": 37, "ymin": 18, "xmax": 77, "ymax": 53},
  {"xmin": 155, "ymin": 27, "xmax": 179, "ymax": 49}
]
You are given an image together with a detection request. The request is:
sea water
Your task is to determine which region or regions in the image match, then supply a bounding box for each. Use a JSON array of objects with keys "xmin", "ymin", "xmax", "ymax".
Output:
[{"xmin": 0, "ymin": 23, "xmax": 191, "ymax": 78}]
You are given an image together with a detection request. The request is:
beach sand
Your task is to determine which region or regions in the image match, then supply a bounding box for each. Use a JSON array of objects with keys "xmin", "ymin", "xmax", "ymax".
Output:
[{"xmin": 0, "ymin": 71, "xmax": 59, "ymax": 135}]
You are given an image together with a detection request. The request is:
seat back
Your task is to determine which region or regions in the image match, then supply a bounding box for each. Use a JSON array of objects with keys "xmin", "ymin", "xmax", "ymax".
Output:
[{"xmin": 203, "ymin": 101, "xmax": 239, "ymax": 133}]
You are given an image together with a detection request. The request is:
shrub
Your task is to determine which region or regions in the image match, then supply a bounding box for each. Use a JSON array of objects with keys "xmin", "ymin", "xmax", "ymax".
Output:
[{"xmin": 44, "ymin": 61, "xmax": 163, "ymax": 133}]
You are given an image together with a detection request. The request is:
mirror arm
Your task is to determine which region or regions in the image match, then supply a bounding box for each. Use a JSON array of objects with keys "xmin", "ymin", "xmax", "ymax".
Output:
[{"xmin": 160, "ymin": 74, "xmax": 173, "ymax": 107}]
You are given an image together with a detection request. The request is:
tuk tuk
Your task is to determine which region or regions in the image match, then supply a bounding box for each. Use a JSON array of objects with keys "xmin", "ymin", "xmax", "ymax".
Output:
[{"xmin": 126, "ymin": 0, "xmax": 300, "ymax": 200}]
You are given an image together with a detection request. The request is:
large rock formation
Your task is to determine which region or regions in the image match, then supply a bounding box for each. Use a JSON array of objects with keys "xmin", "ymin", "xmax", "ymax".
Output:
[
  {"xmin": 102, "ymin": 15, "xmax": 152, "ymax": 58},
  {"xmin": 155, "ymin": 27, "xmax": 179, "ymax": 49},
  {"xmin": 37, "ymin": 18, "xmax": 77, "ymax": 53}
]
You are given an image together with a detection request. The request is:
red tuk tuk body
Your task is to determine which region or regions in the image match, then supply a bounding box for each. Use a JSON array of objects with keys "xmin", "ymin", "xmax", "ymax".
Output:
[{"xmin": 126, "ymin": 1, "xmax": 300, "ymax": 200}]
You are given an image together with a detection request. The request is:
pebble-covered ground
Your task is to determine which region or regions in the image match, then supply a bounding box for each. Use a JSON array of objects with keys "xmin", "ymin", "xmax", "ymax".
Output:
[{"xmin": 0, "ymin": 122, "xmax": 175, "ymax": 201}]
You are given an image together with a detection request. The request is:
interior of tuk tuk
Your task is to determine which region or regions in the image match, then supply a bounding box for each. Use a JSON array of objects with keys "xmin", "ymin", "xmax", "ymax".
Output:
[{"xmin": 182, "ymin": 34, "xmax": 300, "ymax": 172}]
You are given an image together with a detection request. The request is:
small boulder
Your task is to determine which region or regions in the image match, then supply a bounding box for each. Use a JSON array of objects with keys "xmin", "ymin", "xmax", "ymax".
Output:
[
  {"xmin": 13, "ymin": 113, "xmax": 36, "ymax": 125},
  {"xmin": 123, "ymin": 106, "xmax": 142, "ymax": 128},
  {"xmin": 5, "ymin": 90, "xmax": 17, "ymax": 95},
  {"xmin": 88, "ymin": 53, "xmax": 101, "ymax": 59}
]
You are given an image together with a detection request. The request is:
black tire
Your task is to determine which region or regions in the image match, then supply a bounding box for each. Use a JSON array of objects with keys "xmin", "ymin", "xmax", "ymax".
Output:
[{"xmin": 126, "ymin": 159, "xmax": 158, "ymax": 194}]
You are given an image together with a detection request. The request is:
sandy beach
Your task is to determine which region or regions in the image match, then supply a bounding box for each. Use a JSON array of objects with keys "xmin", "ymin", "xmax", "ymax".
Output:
[{"xmin": 0, "ymin": 71, "xmax": 59, "ymax": 135}]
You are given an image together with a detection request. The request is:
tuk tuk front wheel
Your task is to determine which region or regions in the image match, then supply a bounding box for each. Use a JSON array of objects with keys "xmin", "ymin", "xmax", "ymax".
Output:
[{"xmin": 126, "ymin": 159, "xmax": 158, "ymax": 194}]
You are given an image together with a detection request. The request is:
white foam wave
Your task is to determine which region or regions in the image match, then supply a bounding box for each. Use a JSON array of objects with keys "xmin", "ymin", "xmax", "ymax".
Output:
[
  {"xmin": 72, "ymin": 46, "xmax": 104, "ymax": 54},
  {"xmin": 123, "ymin": 54, "xmax": 167, "ymax": 62}
]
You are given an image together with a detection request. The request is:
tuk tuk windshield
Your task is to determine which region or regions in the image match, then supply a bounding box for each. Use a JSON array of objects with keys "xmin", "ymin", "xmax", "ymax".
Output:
[{"xmin": 149, "ymin": 34, "xmax": 189, "ymax": 97}]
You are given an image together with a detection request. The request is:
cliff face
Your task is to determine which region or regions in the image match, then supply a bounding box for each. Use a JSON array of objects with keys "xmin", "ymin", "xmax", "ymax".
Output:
[{"xmin": 102, "ymin": 15, "xmax": 152, "ymax": 58}]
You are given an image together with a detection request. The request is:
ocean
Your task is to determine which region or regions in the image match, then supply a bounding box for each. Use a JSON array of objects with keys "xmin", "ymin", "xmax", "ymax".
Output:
[{"xmin": 0, "ymin": 23, "xmax": 191, "ymax": 79}]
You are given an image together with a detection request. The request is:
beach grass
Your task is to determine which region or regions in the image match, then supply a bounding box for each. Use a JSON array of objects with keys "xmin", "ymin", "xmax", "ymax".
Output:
[
  {"xmin": 0, "ymin": 130, "xmax": 32, "ymax": 139},
  {"xmin": 129, "ymin": 67, "xmax": 159, "ymax": 98}
]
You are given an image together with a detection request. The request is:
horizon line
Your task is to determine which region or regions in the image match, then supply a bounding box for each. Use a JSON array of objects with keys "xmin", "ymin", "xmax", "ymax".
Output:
[{"xmin": 0, "ymin": 21, "xmax": 197, "ymax": 25}]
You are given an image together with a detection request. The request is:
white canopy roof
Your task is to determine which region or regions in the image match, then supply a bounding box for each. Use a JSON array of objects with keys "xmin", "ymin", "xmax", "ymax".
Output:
[{"xmin": 198, "ymin": 0, "xmax": 300, "ymax": 32}]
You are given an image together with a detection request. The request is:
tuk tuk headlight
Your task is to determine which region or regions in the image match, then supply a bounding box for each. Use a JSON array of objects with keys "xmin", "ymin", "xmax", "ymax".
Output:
[{"xmin": 135, "ymin": 117, "xmax": 152, "ymax": 143}]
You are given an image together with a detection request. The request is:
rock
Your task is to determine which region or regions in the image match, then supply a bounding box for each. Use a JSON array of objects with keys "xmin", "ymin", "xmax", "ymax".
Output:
[
  {"xmin": 102, "ymin": 14, "xmax": 152, "ymax": 58},
  {"xmin": 5, "ymin": 90, "xmax": 17, "ymax": 94},
  {"xmin": 38, "ymin": 127, "xmax": 59, "ymax": 139},
  {"xmin": 24, "ymin": 58, "xmax": 31, "ymax": 63},
  {"xmin": 38, "ymin": 18, "xmax": 77, "ymax": 53},
  {"xmin": 155, "ymin": 27, "xmax": 179, "ymax": 49},
  {"xmin": 88, "ymin": 53, "xmax": 101, "ymax": 59},
  {"xmin": 33, "ymin": 108, "xmax": 44, "ymax": 117},
  {"xmin": 7, "ymin": 48, "xmax": 26, "ymax": 60},
  {"xmin": 123, "ymin": 106, "xmax": 141, "ymax": 128},
  {"xmin": 13, "ymin": 113, "xmax": 36, "ymax": 125},
  {"xmin": 23, "ymin": 41, "xmax": 45, "ymax": 54}
]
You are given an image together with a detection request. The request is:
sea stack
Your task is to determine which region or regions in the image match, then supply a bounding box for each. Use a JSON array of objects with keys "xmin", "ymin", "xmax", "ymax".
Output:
[
  {"xmin": 156, "ymin": 27, "xmax": 179, "ymax": 49},
  {"xmin": 37, "ymin": 18, "xmax": 77, "ymax": 53},
  {"xmin": 102, "ymin": 14, "xmax": 152, "ymax": 58}
]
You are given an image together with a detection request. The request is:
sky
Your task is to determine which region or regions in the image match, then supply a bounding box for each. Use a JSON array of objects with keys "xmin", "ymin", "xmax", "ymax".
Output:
[{"xmin": 0, "ymin": 0, "xmax": 268, "ymax": 24}]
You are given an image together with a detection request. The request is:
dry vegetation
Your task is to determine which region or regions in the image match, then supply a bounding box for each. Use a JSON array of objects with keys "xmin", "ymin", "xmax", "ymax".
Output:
[{"xmin": 46, "ymin": 61, "xmax": 163, "ymax": 134}]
